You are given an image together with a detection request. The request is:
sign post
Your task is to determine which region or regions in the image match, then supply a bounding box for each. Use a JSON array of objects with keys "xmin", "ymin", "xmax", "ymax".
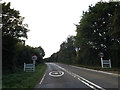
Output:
[
  {"xmin": 101, "ymin": 57, "xmax": 103, "ymax": 68},
  {"xmin": 32, "ymin": 55, "xmax": 38, "ymax": 72},
  {"xmin": 24, "ymin": 55, "xmax": 38, "ymax": 72},
  {"xmin": 99, "ymin": 52, "xmax": 104, "ymax": 68},
  {"xmin": 99, "ymin": 52, "xmax": 111, "ymax": 68}
]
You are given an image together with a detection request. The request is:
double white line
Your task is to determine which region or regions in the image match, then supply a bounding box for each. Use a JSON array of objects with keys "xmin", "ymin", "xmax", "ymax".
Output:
[{"xmin": 53, "ymin": 63, "xmax": 105, "ymax": 90}]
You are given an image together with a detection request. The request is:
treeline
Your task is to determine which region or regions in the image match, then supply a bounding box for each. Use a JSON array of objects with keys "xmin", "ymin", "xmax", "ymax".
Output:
[
  {"xmin": 48, "ymin": 36, "xmax": 76, "ymax": 64},
  {"xmin": 47, "ymin": 1, "xmax": 120, "ymax": 68},
  {"xmin": 2, "ymin": 2, "xmax": 45, "ymax": 74}
]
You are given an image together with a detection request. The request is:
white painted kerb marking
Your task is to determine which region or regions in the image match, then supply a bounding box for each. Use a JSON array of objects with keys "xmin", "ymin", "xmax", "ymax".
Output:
[{"xmin": 52, "ymin": 63, "xmax": 105, "ymax": 90}]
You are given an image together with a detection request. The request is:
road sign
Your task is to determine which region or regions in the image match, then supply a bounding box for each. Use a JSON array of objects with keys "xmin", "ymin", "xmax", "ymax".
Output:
[
  {"xmin": 32, "ymin": 55, "xmax": 38, "ymax": 61},
  {"xmin": 99, "ymin": 52, "xmax": 104, "ymax": 58}
]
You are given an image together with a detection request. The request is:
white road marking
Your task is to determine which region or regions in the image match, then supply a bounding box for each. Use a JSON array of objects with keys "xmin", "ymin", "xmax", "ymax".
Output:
[
  {"xmin": 49, "ymin": 71, "xmax": 64, "ymax": 77},
  {"xmin": 52, "ymin": 63, "xmax": 105, "ymax": 90},
  {"xmin": 80, "ymin": 79, "xmax": 95, "ymax": 89},
  {"xmin": 39, "ymin": 72, "xmax": 46, "ymax": 85}
]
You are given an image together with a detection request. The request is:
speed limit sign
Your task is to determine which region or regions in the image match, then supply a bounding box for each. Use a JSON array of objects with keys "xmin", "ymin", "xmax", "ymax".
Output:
[
  {"xmin": 32, "ymin": 55, "xmax": 38, "ymax": 61},
  {"xmin": 99, "ymin": 52, "xmax": 104, "ymax": 58}
]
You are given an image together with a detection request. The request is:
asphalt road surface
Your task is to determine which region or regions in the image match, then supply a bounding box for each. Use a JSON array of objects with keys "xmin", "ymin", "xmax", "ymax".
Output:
[{"xmin": 35, "ymin": 63, "xmax": 119, "ymax": 89}]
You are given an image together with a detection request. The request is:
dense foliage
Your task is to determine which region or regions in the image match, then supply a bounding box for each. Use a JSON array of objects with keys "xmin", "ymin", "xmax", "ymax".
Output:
[
  {"xmin": 47, "ymin": 1, "xmax": 120, "ymax": 68},
  {"xmin": 75, "ymin": 1, "xmax": 120, "ymax": 67},
  {"xmin": 48, "ymin": 36, "xmax": 76, "ymax": 64},
  {"xmin": 2, "ymin": 2, "xmax": 45, "ymax": 73}
]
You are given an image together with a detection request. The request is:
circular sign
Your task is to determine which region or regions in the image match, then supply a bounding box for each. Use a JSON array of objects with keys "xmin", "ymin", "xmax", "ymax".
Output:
[
  {"xmin": 99, "ymin": 52, "xmax": 104, "ymax": 58},
  {"xmin": 32, "ymin": 55, "xmax": 37, "ymax": 61}
]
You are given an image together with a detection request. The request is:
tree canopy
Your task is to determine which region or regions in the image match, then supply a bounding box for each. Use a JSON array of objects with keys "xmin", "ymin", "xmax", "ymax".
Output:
[
  {"xmin": 2, "ymin": 2, "xmax": 45, "ymax": 73},
  {"xmin": 2, "ymin": 2, "xmax": 29, "ymax": 39},
  {"xmin": 48, "ymin": 1, "xmax": 120, "ymax": 68},
  {"xmin": 75, "ymin": 1, "xmax": 120, "ymax": 67}
]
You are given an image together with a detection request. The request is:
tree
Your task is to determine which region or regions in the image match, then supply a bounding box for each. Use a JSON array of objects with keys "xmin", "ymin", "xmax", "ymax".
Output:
[
  {"xmin": 2, "ymin": 2, "xmax": 29, "ymax": 38},
  {"xmin": 49, "ymin": 36, "xmax": 76, "ymax": 64},
  {"xmin": 75, "ymin": 1, "xmax": 120, "ymax": 67},
  {"xmin": 34, "ymin": 46, "xmax": 45, "ymax": 64},
  {"xmin": 2, "ymin": 2, "xmax": 29, "ymax": 72}
]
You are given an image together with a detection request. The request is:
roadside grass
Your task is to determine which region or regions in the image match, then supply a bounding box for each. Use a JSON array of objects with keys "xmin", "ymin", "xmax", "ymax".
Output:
[
  {"xmin": 58, "ymin": 62, "xmax": 120, "ymax": 73},
  {"xmin": 71, "ymin": 64, "xmax": 120, "ymax": 73},
  {"xmin": 2, "ymin": 63, "xmax": 47, "ymax": 88}
]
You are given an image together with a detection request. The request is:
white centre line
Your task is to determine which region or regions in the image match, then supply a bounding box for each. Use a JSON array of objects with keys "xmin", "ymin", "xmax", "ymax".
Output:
[{"xmin": 52, "ymin": 63, "xmax": 105, "ymax": 90}]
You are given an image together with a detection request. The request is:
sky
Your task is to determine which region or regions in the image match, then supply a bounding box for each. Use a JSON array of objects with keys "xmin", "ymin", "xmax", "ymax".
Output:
[{"xmin": 2, "ymin": 0, "xmax": 109, "ymax": 58}]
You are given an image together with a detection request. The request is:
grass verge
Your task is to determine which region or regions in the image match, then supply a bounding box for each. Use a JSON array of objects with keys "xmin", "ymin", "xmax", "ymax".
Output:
[
  {"xmin": 57, "ymin": 62, "xmax": 120, "ymax": 74},
  {"xmin": 71, "ymin": 64, "xmax": 120, "ymax": 74},
  {"xmin": 2, "ymin": 63, "xmax": 47, "ymax": 88}
]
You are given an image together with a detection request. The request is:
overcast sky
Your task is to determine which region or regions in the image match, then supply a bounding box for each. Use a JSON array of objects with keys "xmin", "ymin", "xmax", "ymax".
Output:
[{"xmin": 2, "ymin": 0, "xmax": 109, "ymax": 58}]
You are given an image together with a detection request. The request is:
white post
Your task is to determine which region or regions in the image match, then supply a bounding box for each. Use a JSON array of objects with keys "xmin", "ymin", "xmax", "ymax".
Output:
[
  {"xmin": 33, "ymin": 61, "xmax": 36, "ymax": 72},
  {"xmin": 109, "ymin": 59, "xmax": 111, "ymax": 68},
  {"xmin": 24, "ymin": 62, "xmax": 26, "ymax": 71},
  {"xmin": 101, "ymin": 57, "xmax": 103, "ymax": 68}
]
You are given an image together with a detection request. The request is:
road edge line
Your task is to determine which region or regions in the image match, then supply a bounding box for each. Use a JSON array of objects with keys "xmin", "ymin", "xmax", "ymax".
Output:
[{"xmin": 39, "ymin": 72, "xmax": 46, "ymax": 85}]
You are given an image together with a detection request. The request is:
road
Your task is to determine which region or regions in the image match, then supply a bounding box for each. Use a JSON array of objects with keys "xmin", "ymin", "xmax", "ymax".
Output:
[{"xmin": 35, "ymin": 63, "xmax": 119, "ymax": 89}]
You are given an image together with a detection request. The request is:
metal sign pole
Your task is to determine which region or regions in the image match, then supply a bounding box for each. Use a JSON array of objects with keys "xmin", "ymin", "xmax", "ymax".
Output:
[
  {"xmin": 109, "ymin": 59, "xmax": 111, "ymax": 68},
  {"xmin": 24, "ymin": 62, "xmax": 26, "ymax": 72},
  {"xmin": 99, "ymin": 52, "xmax": 104, "ymax": 68},
  {"xmin": 101, "ymin": 57, "xmax": 103, "ymax": 68},
  {"xmin": 33, "ymin": 61, "xmax": 36, "ymax": 72}
]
